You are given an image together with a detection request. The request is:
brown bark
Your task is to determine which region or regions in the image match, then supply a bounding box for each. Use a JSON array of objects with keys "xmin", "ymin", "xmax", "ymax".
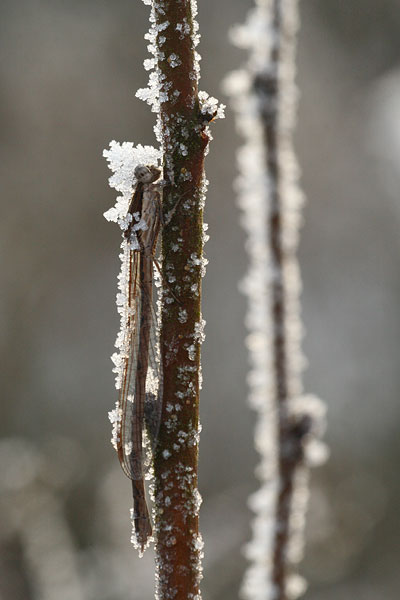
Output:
[{"xmin": 152, "ymin": 2, "xmax": 212, "ymax": 599}]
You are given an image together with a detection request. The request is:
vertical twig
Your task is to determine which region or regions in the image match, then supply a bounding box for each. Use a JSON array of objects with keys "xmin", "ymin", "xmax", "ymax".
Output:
[
  {"xmin": 145, "ymin": 2, "xmax": 223, "ymax": 599},
  {"xmin": 226, "ymin": 1, "xmax": 327, "ymax": 599},
  {"xmin": 260, "ymin": 2, "xmax": 297, "ymax": 594}
]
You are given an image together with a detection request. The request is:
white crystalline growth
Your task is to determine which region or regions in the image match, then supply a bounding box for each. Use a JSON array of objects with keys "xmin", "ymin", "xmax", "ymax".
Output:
[
  {"xmin": 103, "ymin": 140, "xmax": 161, "ymax": 230},
  {"xmin": 103, "ymin": 140, "xmax": 161, "ymax": 391},
  {"xmin": 108, "ymin": 403, "xmax": 122, "ymax": 450},
  {"xmin": 136, "ymin": 2, "xmax": 170, "ymax": 116},
  {"xmin": 193, "ymin": 318, "xmax": 206, "ymax": 345},
  {"xmin": 199, "ymin": 90, "xmax": 226, "ymax": 121}
]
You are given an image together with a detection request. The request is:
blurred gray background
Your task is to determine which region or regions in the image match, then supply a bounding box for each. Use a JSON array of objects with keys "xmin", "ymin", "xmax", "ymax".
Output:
[{"xmin": 1, "ymin": 0, "xmax": 400, "ymax": 598}]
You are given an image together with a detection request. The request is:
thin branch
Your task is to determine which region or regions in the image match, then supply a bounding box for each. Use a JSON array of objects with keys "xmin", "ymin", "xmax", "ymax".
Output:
[{"xmin": 147, "ymin": 2, "xmax": 223, "ymax": 599}]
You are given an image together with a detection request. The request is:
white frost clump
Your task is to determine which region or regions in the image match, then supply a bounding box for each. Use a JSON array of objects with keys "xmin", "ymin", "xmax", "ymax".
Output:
[
  {"xmin": 135, "ymin": 4, "xmax": 170, "ymax": 118},
  {"xmin": 103, "ymin": 141, "xmax": 161, "ymax": 227},
  {"xmin": 199, "ymin": 90, "xmax": 226, "ymax": 121},
  {"xmin": 193, "ymin": 319, "xmax": 206, "ymax": 345},
  {"xmin": 167, "ymin": 53, "xmax": 182, "ymax": 68},
  {"xmin": 187, "ymin": 344, "xmax": 196, "ymax": 361}
]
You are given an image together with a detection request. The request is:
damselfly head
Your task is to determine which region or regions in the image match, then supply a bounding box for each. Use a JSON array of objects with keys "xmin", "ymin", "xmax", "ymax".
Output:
[{"xmin": 135, "ymin": 164, "xmax": 161, "ymax": 184}]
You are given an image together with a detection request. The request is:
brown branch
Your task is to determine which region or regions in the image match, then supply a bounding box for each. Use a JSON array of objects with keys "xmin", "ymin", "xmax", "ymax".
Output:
[
  {"xmin": 254, "ymin": 1, "xmax": 307, "ymax": 597},
  {"xmin": 151, "ymin": 2, "xmax": 214, "ymax": 599}
]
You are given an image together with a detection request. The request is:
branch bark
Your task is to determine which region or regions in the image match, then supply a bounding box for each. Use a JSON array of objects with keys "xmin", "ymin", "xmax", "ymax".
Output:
[{"xmin": 151, "ymin": 2, "xmax": 216, "ymax": 599}]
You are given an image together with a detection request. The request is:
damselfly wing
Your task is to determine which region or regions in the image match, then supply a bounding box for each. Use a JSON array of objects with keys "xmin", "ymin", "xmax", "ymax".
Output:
[{"xmin": 110, "ymin": 164, "xmax": 163, "ymax": 554}]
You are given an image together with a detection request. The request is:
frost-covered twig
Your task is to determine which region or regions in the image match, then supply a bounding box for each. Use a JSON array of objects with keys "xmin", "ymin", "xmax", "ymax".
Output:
[
  {"xmin": 105, "ymin": 1, "xmax": 223, "ymax": 598},
  {"xmin": 225, "ymin": 1, "xmax": 327, "ymax": 599},
  {"xmin": 147, "ymin": 2, "xmax": 223, "ymax": 597}
]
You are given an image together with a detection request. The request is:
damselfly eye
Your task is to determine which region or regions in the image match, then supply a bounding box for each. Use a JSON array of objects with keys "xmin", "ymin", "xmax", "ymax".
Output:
[
  {"xmin": 135, "ymin": 165, "xmax": 150, "ymax": 181},
  {"xmin": 134, "ymin": 164, "xmax": 160, "ymax": 183}
]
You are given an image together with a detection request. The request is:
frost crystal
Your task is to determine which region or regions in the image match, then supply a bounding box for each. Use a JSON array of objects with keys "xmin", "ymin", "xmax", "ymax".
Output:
[
  {"xmin": 168, "ymin": 53, "xmax": 182, "ymax": 68},
  {"xmin": 189, "ymin": 253, "xmax": 209, "ymax": 277},
  {"xmin": 199, "ymin": 90, "xmax": 226, "ymax": 121},
  {"xmin": 108, "ymin": 403, "xmax": 122, "ymax": 450},
  {"xmin": 193, "ymin": 319, "xmax": 206, "ymax": 345},
  {"xmin": 178, "ymin": 308, "xmax": 188, "ymax": 324},
  {"xmin": 187, "ymin": 345, "xmax": 196, "ymax": 361}
]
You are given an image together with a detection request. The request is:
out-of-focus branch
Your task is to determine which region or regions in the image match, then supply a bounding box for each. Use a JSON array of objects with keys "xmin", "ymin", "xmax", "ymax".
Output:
[{"xmin": 225, "ymin": 1, "xmax": 327, "ymax": 599}]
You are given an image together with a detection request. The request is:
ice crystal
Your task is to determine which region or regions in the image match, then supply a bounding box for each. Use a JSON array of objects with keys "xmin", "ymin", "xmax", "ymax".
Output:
[
  {"xmin": 187, "ymin": 345, "xmax": 196, "ymax": 361},
  {"xmin": 178, "ymin": 308, "xmax": 188, "ymax": 324},
  {"xmin": 167, "ymin": 53, "xmax": 182, "ymax": 68},
  {"xmin": 202, "ymin": 222, "xmax": 210, "ymax": 245},
  {"xmin": 189, "ymin": 253, "xmax": 209, "ymax": 277},
  {"xmin": 108, "ymin": 403, "xmax": 122, "ymax": 450},
  {"xmin": 199, "ymin": 90, "xmax": 226, "ymax": 121},
  {"xmin": 193, "ymin": 319, "xmax": 206, "ymax": 345}
]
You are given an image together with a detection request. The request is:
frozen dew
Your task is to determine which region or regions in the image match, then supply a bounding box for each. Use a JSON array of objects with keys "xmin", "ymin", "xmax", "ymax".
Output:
[
  {"xmin": 159, "ymin": 91, "xmax": 169, "ymax": 104},
  {"xmin": 165, "ymin": 535, "xmax": 177, "ymax": 547},
  {"xmin": 199, "ymin": 90, "xmax": 226, "ymax": 121},
  {"xmin": 202, "ymin": 222, "xmax": 210, "ymax": 245},
  {"xmin": 158, "ymin": 20, "xmax": 170, "ymax": 32},
  {"xmin": 176, "ymin": 20, "xmax": 191, "ymax": 38},
  {"xmin": 192, "ymin": 532, "xmax": 204, "ymax": 552},
  {"xmin": 144, "ymin": 58, "xmax": 156, "ymax": 71},
  {"xmin": 108, "ymin": 402, "xmax": 122, "ymax": 450},
  {"xmin": 189, "ymin": 253, "xmax": 209, "ymax": 277},
  {"xmin": 187, "ymin": 345, "xmax": 196, "ymax": 361},
  {"xmin": 168, "ymin": 54, "xmax": 182, "ymax": 68},
  {"xmin": 130, "ymin": 508, "xmax": 154, "ymax": 558},
  {"xmin": 178, "ymin": 308, "xmax": 188, "ymax": 323},
  {"xmin": 193, "ymin": 318, "xmax": 206, "ymax": 345},
  {"xmin": 124, "ymin": 441, "xmax": 133, "ymax": 456}
]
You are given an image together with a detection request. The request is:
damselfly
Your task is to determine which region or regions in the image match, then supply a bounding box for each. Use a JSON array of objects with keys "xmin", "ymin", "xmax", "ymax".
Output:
[{"xmin": 109, "ymin": 164, "xmax": 163, "ymax": 555}]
